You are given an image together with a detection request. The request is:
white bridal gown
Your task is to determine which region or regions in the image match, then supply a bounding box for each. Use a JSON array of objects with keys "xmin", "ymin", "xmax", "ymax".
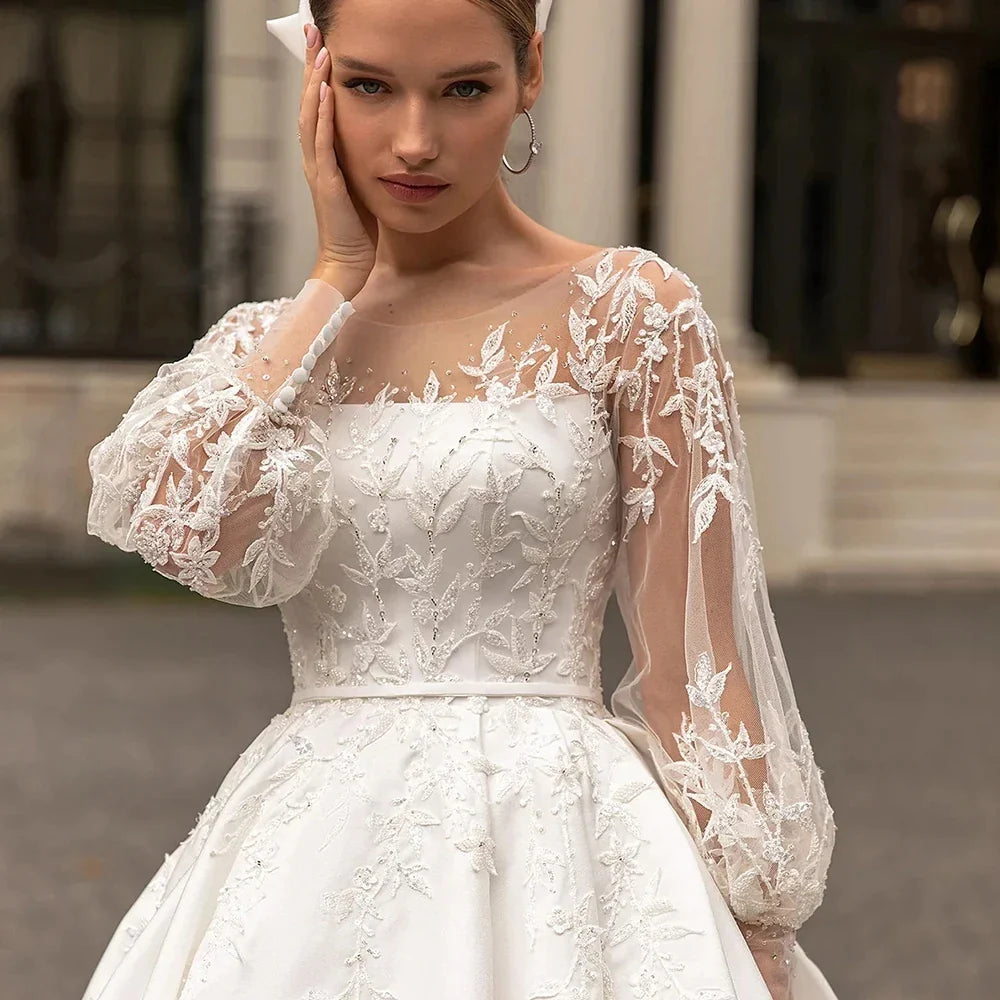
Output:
[{"xmin": 84, "ymin": 245, "xmax": 839, "ymax": 1000}]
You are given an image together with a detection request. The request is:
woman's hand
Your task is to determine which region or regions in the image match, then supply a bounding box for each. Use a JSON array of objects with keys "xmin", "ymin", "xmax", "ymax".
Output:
[
  {"xmin": 737, "ymin": 920, "xmax": 795, "ymax": 1000},
  {"xmin": 299, "ymin": 22, "xmax": 376, "ymax": 298}
]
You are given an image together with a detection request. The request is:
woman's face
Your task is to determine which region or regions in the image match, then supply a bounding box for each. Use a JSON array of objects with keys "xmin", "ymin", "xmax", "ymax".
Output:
[{"xmin": 326, "ymin": 0, "xmax": 542, "ymax": 233}]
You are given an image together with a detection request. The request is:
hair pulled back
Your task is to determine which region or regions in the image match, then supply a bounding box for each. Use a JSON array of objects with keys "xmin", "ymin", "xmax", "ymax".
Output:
[{"xmin": 309, "ymin": 0, "xmax": 539, "ymax": 81}]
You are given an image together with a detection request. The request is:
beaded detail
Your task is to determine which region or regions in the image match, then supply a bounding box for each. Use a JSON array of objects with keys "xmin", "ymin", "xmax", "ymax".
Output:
[{"xmin": 273, "ymin": 300, "xmax": 355, "ymax": 413}]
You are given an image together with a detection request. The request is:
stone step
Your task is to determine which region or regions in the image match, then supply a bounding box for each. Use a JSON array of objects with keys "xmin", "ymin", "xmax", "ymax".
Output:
[
  {"xmin": 822, "ymin": 383, "xmax": 1000, "ymax": 580},
  {"xmin": 831, "ymin": 514, "xmax": 1000, "ymax": 549},
  {"xmin": 803, "ymin": 547, "xmax": 1000, "ymax": 588},
  {"xmin": 836, "ymin": 441, "xmax": 1000, "ymax": 469},
  {"xmin": 832, "ymin": 482, "xmax": 1000, "ymax": 520},
  {"xmin": 836, "ymin": 438, "xmax": 1000, "ymax": 460},
  {"xmin": 833, "ymin": 461, "xmax": 1000, "ymax": 479}
]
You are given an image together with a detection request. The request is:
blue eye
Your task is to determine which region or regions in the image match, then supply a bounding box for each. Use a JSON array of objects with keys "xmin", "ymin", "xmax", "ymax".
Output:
[
  {"xmin": 344, "ymin": 79, "xmax": 492, "ymax": 100},
  {"xmin": 449, "ymin": 81, "xmax": 491, "ymax": 100},
  {"xmin": 345, "ymin": 79, "xmax": 386, "ymax": 97}
]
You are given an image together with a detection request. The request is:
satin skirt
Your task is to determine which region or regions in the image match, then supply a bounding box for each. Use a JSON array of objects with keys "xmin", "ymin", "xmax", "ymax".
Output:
[{"xmin": 81, "ymin": 686, "xmax": 839, "ymax": 1000}]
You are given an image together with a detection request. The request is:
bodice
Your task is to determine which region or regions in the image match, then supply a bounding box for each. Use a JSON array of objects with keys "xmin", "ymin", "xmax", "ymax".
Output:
[{"xmin": 280, "ymin": 392, "xmax": 618, "ymax": 700}]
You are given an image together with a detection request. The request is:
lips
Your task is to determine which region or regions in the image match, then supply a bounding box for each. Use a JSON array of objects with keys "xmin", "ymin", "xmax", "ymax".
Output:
[{"xmin": 379, "ymin": 178, "xmax": 450, "ymax": 203}]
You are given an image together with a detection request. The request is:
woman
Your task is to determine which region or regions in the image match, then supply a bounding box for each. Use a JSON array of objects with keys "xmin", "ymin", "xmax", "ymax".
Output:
[{"xmin": 82, "ymin": 1, "xmax": 838, "ymax": 998}]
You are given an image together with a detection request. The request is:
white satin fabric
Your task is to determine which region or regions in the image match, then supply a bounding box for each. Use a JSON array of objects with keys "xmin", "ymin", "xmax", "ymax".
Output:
[{"xmin": 80, "ymin": 681, "xmax": 835, "ymax": 999}]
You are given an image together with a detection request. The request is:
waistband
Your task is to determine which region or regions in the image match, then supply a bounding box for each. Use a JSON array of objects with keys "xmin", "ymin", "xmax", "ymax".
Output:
[{"xmin": 290, "ymin": 680, "xmax": 604, "ymax": 705}]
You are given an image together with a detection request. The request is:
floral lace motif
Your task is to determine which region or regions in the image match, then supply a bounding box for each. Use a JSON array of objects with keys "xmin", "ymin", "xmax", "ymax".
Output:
[{"xmin": 85, "ymin": 245, "xmax": 835, "ymax": 947}]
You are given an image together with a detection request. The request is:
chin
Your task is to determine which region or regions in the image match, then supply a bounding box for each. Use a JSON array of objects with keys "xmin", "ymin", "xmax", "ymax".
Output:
[
  {"xmin": 377, "ymin": 194, "xmax": 463, "ymax": 233},
  {"xmin": 382, "ymin": 215, "xmax": 451, "ymax": 235}
]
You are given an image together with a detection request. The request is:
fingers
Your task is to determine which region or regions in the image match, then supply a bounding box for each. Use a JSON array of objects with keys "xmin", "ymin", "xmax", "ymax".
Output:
[
  {"xmin": 298, "ymin": 24, "xmax": 326, "ymax": 173},
  {"xmin": 315, "ymin": 74, "xmax": 340, "ymax": 183},
  {"xmin": 301, "ymin": 23, "xmax": 316, "ymax": 86}
]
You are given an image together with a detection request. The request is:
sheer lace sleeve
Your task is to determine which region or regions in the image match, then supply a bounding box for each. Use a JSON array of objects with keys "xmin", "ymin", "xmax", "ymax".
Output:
[
  {"xmin": 603, "ymin": 249, "xmax": 836, "ymax": 932},
  {"xmin": 86, "ymin": 279, "xmax": 353, "ymax": 607}
]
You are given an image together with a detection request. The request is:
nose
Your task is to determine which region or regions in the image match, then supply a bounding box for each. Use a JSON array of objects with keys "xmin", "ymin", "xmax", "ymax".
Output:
[{"xmin": 390, "ymin": 98, "xmax": 439, "ymax": 165}]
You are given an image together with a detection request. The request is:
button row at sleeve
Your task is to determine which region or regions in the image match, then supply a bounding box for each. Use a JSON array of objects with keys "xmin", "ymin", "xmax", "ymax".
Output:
[{"xmin": 272, "ymin": 299, "xmax": 356, "ymax": 413}]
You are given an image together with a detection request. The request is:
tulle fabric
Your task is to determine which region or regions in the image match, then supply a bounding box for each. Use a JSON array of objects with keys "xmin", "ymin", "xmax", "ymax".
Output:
[
  {"xmin": 598, "ymin": 254, "xmax": 836, "ymax": 936},
  {"xmin": 87, "ymin": 280, "xmax": 346, "ymax": 606}
]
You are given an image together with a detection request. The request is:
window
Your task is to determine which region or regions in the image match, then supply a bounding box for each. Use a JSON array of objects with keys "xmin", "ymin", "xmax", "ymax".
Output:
[
  {"xmin": 0, "ymin": 1, "xmax": 239, "ymax": 359},
  {"xmin": 753, "ymin": 0, "xmax": 1000, "ymax": 377}
]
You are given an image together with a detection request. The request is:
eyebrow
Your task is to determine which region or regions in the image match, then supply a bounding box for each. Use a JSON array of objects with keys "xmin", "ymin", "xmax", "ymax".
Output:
[{"xmin": 334, "ymin": 56, "xmax": 503, "ymax": 79}]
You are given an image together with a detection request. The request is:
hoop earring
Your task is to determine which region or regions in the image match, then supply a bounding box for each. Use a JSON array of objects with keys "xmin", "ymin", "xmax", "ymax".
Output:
[{"xmin": 502, "ymin": 108, "xmax": 541, "ymax": 174}]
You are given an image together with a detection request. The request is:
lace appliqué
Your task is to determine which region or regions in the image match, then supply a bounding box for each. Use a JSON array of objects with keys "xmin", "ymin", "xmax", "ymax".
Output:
[{"xmin": 139, "ymin": 696, "xmax": 738, "ymax": 1000}]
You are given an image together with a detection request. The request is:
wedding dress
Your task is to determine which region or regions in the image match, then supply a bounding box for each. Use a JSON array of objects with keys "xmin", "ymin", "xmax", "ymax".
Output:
[{"xmin": 83, "ymin": 245, "xmax": 838, "ymax": 1000}]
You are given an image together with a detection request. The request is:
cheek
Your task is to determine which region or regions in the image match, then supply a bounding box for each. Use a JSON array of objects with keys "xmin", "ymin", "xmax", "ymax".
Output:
[
  {"xmin": 332, "ymin": 113, "xmax": 376, "ymax": 174},
  {"xmin": 449, "ymin": 112, "xmax": 515, "ymax": 167},
  {"xmin": 467, "ymin": 113, "xmax": 510, "ymax": 147}
]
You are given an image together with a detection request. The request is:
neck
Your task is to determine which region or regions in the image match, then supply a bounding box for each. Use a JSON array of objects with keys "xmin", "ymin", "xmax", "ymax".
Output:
[{"xmin": 371, "ymin": 176, "xmax": 546, "ymax": 279}]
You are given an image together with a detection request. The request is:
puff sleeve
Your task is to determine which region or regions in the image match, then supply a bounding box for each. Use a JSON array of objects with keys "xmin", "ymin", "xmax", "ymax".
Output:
[
  {"xmin": 602, "ymin": 250, "xmax": 836, "ymax": 933},
  {"xmin": 86, "ymin": 279, "xmax": 353, "ymax": 607}
]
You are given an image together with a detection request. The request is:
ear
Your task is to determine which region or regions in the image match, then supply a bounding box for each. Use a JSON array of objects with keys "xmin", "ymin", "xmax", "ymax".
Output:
[{"xmin": 521, "ymin": 31, "xmax": 544, "ymax": 111}]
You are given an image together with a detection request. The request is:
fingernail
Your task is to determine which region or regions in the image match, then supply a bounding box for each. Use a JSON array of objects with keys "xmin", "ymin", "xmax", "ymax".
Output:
[
  {"xmin": 320, "ymin": 81, "xmax": 328, "ymax": 102},
  {"xmin": 316, "ymin": 46, "xmax": 328, "ymax": 69},
  {"xmin": 306, "ymin": 23, "xmax": 319, "ymax": 47}
]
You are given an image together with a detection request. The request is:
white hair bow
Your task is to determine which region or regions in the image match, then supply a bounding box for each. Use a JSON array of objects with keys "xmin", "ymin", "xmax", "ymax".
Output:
[{"xmin": 266, "ymin": 0, "xmax": 555, "ymax": 62}]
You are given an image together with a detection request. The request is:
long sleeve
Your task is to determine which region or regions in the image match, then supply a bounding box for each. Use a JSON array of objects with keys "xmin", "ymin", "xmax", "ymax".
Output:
[
  {"xmin": 86, "ymin": 279, "xmax": 353, "ymax": 607},
  {"xmin": 604, "ymin": 250, "xmax": 836, "ymax": 932}
]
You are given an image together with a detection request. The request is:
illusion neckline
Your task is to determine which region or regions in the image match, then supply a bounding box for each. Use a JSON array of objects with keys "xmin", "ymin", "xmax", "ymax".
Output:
[
  {"xmin": 345, "ymin": 246, "xmax": 614, "ymax": 331},
  {"xmin": 331, "ymin": 390, "xmax": 594, "ymax": 408}
]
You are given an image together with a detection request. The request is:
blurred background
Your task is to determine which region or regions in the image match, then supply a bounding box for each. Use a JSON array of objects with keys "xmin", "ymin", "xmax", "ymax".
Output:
[{"xmin": 1, "ymin": 0, "xmax": 998, "ymax": 997}]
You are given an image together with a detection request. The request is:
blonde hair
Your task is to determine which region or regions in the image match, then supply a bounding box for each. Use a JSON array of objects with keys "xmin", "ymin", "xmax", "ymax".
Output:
[{"xmin": 310, "ymin": 0, "xmax": 538, "ymax": 80}]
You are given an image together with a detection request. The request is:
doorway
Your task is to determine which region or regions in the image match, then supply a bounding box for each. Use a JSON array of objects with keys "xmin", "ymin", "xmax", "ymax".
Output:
[{"xmin": 753, "ymin": 0, "xmax": 1000, "ymax": 378}]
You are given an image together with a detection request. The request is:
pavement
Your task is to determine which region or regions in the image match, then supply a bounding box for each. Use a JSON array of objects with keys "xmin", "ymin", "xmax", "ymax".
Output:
[{"xmin": 1, "ymin": 585, "xmax": 997, "ymax": 1000}]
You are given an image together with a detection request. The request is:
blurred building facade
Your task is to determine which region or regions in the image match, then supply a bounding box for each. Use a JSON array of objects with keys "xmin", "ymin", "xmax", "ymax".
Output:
[{"xmin": 1, "ymin": 0, "xmax": 998, "ymax": 585}]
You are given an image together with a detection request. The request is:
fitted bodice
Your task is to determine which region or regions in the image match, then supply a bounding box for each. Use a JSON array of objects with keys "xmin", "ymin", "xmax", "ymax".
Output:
[{"xmin": 280, "ymin": 392, "xmax": 618, "ymax": 698}]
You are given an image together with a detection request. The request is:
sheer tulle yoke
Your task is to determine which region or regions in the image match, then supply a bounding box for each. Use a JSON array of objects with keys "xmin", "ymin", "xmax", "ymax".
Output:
[{"xmin": 84, "ymin": 246, "xmax": 839, "ymax": 1000}]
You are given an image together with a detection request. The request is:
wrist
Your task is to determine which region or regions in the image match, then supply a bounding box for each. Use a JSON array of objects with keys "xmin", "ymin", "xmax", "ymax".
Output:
[
  {"xmin": 309, "ymin": 262, "xmax": 369, "ymax": 299},
  {"xmin": 737, "ymin": 921, "xmax": 795, "ymax": 947}
]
